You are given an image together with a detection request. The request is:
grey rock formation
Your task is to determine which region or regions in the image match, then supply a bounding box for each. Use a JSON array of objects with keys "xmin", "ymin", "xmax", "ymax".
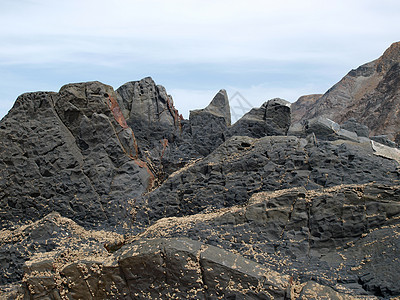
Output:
[
  {"xmin": 341, "ymin": 118, "xmax": 370, "ymax": 138},
  {"xmin": 20, "ymin": 234, "xmax": 291, "ymax": 299},
  {"xmin": 371, "ymin": 135, "xmax": 398, "ymax": 148},
  {"xmin": 116, "ymin": 77, "xmax": 180, "ymax": 127},
  {"xmin": 189, "ymin": 90, "xmax": 231, "ymax": 156},
  {"xmin": 304, "ymin": 117, "xmax": 359, "ymax": 142},
  {"xmin": 191, "ymin": 89, "xmax": 231, "ymax": 126},
  {"xmin": 228, "ymin": 98, "xmax": 291, "ymax": 138},
  {"xmin": 133, "ymin": 135, "xmax": 399, "ymax": 230},
  {"xmin": 0, "ymin": 212, "xmax": 121, "ymax": 287},
  {"xmin": 134, "ymin": 183, "xmax": 400, "ymax": 298},
  {"xmin": 0, "ymin": 82, "xmax": 150, "ymax": 231}
]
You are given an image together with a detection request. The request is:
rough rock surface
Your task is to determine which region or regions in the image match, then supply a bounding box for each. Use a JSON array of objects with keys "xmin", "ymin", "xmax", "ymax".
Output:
[
  {"xmin": 0, "ymin": 82, "xmax": 150, "ymax": 231},
  {"xmin": 228, "ymin": 98, "xmax": 291, "ymax": 138},
  {"xmin": 1, "ymin": 57, "xmax": 400, "ymax": 299},
  {"xmin": 189, "ymin": 89, "xmax": 231, "ymax": 156},
  {"xmin": 132, "ymin": 183, "xmax": 400, "ymax": 298},
  {"xmin": 0, "ymin": 212, "xmax": 122, "ymax": 287},
  {"xmin": 291, "ymin": 42, "xmax": 400, "ymax": 141},
  {"xmin": 21, "ymin": 237, "xmax": 291, "ymax": 299},
  {"xmin": 133, "ymin": 135, "xmax": 399, "ymax": 229},
  {"xmin": 341, "ymin": 118, "xmax": 370, "ymax": 138},
  {"xmin": 115, "ymin": 80, "xmax": 292, "ymax": 179}
]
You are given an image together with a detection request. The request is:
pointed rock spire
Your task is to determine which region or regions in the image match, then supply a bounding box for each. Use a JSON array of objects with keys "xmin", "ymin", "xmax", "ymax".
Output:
[{"xmin": 204, "ymin": 89, "xmax": 231, "ymax": 126}]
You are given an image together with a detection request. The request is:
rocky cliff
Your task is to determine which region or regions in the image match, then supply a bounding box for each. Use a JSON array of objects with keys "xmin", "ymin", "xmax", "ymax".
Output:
[
  {"xmin": 291, "ymin": 42, "xmax": 400, "ymax": 142},
  {"xmin": 1, "ymin": 51, "xmax": 400, "ymax": 298}
]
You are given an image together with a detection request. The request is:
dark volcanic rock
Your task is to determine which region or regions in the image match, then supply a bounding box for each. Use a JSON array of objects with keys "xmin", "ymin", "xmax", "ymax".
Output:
[
  {"xmin": 0, "ymin": 82, "xmax": 150, "ymax": 231},
  {"xmin": 228, "ymin": 98, "xmax": 291, "ymax": 138},
  {"xmin": 133, "ymin": 135, "xmax": 399, "ymax": 229},
  {"xmin": 115, "ymin": 82, "xmax": 292, "ymax": 180},
  {"xmin": 134, "ymin": 183, "xmax": 400, "ymax": 298},
  {"xmin": 116, "ymin": 77, "xmax": 180, "ymax": 127},
  {"xmin": 341, "ymin": 118, "xmax": 370, "ymax": 138},
  {"xmin": 189, "ymin": 89, "xmax": 231, "ymax": 156},
  {"xmin": 22, "ymin": 237, "xmax": 290, "ymax": 299},
  {"xmin": 305, "ymin": 117, "xmax": 359, "ymax": 142},
  {"xmin": 370, "ymin": 135, "xmax": 398, "ymax": 148},
  {"xmin": 0, "ymin": 212, "xmax": 122, "ymax": 286},
  {"xmin": 2, "ymin": 67, "xmax": 400, "ymax": 299},
  {"xmin": 115, "ymin": 77, "xmax": 186, "ymax": 178}
]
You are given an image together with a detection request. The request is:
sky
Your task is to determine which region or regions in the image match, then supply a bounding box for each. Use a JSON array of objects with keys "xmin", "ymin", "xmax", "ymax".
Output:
[{"xmin": 1, "ymin": 0, "xmax": 400, "ymax": 122}]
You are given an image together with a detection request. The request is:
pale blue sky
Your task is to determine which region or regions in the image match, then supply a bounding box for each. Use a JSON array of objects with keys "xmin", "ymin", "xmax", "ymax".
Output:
[{"xmin": 1, "ymin": 0, "xmax": 400, "ymax": 121}]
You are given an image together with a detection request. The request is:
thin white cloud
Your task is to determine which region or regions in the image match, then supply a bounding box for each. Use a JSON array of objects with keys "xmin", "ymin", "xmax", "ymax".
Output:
[{"xmin": 1, "ymin": 0, "xmax": 399, "ymax": 66}]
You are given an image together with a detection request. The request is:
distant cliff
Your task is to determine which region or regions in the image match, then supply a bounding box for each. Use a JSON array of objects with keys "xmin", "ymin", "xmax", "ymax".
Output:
[{"xmin": 292, "ymin": 42, "xmax": 400, "ymax": 142}]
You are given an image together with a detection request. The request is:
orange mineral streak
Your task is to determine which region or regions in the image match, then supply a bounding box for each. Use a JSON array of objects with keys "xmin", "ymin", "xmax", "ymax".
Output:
[
  {"xmin": 107, "ymin": 95, "xmax": 139, "ymax": 158},
  {"xmin": 107, "ymin": 95, "xmax": 155, "ymax": 189},
  {"xmin": 165, "ymin": 96, "xmax": 182, "ymax": 127},
  {"xmin": 107, "ymin": 95, "xmax": 128, "ymax": 129}
]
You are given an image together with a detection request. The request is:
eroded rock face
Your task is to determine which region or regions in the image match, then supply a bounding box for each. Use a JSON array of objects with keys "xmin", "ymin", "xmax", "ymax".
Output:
[
  {"xmin": 0, "ymin": 82, "xmax": 150, "ymax": 231},
  {"xmin": 134, "ymin": 183, "xmax": 400, "ymax": 298},
  {"xmin": 133, "ymin": 135, "xmax": 399, "ymax": 229},
  {"xmin": 189, "ymin": 89, "xmax": 231, "ymax": 156},
  {"xmin": 291, "ymin": 42, "xmax": 400, "ymax": 141},
  {"xmin": 0, "ymin": 212, "xmax": 122, "ymax": 286},
  {"xmin": 21, "ymin": 236, "xmax": 290, "ymax": 299},
  {"xmin": 228, "ymin": 98, "xmax": 291, "ymax": 138}
]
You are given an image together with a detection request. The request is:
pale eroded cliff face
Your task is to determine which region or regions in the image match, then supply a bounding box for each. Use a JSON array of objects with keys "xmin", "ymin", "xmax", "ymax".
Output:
[{"xmin": 292, "ymin": 42, "xmax": 400, "ymax": 141}]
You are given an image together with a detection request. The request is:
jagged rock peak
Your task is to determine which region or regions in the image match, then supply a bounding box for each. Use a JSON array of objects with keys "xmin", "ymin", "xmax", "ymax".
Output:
[
  {"xmin": 116, "ymin": 76, "xmax": 181, "ymax": 127},
  {"xmin": 203, "ymin": 89, "xmax": 231, "ymax": 126},
  {"xmin": 376, "ymin": 41, "xmax": 400, "ymax": 73},
  {"xmin": 265, "ymin": 97, "xmax": 291, "ymax": 107}
]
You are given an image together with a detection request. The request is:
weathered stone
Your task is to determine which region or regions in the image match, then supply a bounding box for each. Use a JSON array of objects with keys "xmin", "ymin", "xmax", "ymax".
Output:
[
  {"xmin": 0, "ymin": 83, "xmax": 152, "ymax": 232},
  {"xmin": 189, "ymin": 90, "xmax": 231, "ymax": 156},
  {"xmin": 133, "ymin": 135, "xmax": 399, "ymax": 228},
  {"xmin": 2, "ymin": 64, "xmax": 400, "ymax": 299},
  {"xmin": 371, "ymin": 140, "xmax": 400, "ymax": 163},
  {"xmin": 341, "ymin": 118, "xmax": 370, "ymax": 138},
  {"xmin": 135, "ymin": 183, "xmax": 400, "ymax": 297},
  {"xmin": 228, "ymin": 98, "xmax": 291, "ymax": 138},
  {"xmin": 21, "ymin": 237, "xmax": 290, "ymax": 299},
  {"xmin": 297, "ymin": 281, "xmax": 377, "ymax": 300},
  {"xmin": 370, "ymin": 135, "xmax": 398, "ymax": 148},
  {"xmin": 292, "ymin": 42, "xmax": 400, "ymax": 141}
]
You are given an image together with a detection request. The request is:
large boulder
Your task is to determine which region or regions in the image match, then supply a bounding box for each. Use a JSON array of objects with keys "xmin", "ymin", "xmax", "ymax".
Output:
[
  {"xmin": 228, "ymin": 98, "xmax": 291, "ymax": 138},
  {"xmin": 21, "ymin": 237, "xmax": 290, "ymax": 299},
  {"xmin": 0, "ymin": 82, "xmax": 151, "ymax": 231},
  {"xmin": 341, "ymin": 118, "xmax": 370, "ymax": 138}
]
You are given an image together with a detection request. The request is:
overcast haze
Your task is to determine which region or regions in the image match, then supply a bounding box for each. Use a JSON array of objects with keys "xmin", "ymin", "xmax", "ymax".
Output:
[{"xmin": 1, "ymin": 0, "xmax": 399, "ymax": 121}]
